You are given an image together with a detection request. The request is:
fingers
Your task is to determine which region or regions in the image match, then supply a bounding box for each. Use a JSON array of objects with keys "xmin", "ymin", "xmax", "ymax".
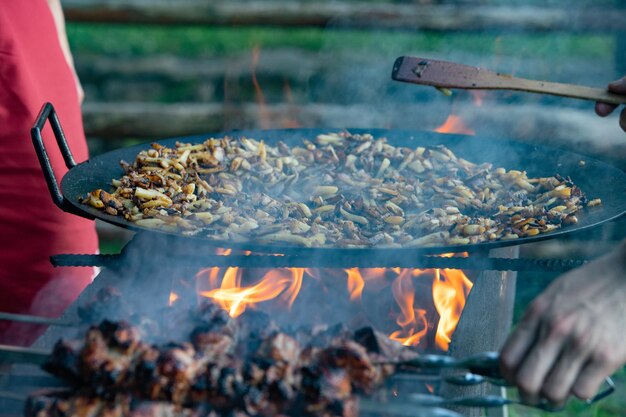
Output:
[
  {"xmin": 541, "ymin": 328, "xmax": 591, "ymax": 403},
  {"xmin": 499, "ymin": 320, "xmax": 538, "ymax": 381},
  {"xmin": 513, "ymin": 318, "xmax": 569, "ymax": 400},
  {"xmin": 608, "ymin": 77, "xmax": 626, "ymax": 94},
  {"xmin": 572, "ymin": 351, "xmax": 619, "ymax": 400},
  {"xmin": 500, "ymin": 298, "xmax": 546, "ymax": 382},
  {"xmin": 500, "ymin": 248, "xmax": 626, "ymax": 405},
  {"xmin": 501, "ymin": 299, "xmax": 587, "ymax": 404},
  {"xmin": 595, "ymin": 76, "xmax": 625, "ymax": 119},
  {"xmin": 595, "ymin": 102, "xmax": 617, "ymax": 117},
  {"xmin": 620, "ymin": 107, "xmax": 626, "ymax": 132},
  {"xmin": 500, "ymin": 300, "xmax": 545, "ymax": 376}
]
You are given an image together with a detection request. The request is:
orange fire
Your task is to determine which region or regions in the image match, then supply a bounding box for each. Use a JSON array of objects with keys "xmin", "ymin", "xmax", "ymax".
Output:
[
  {"xmin": 385, "ymin": 262, "xmax": 473, "ymax": 349},
  {"xmin": 388, "ymin": 269, "xmax": 429, "ymax": 346},
  {"xmin": 199, "ymin": 267, "xmax": 304, "ymax": 318},
  {"xmin": 196, "ymin": 256, "xmax": 473, "ymax": 351},
  {"xmin": 434, "ymin": 115, "xmax": 475, "ymax": 135},
  {"xmin": 433, "ymin": 268, "xmax": 473, "ymax": 350},
  {"xmin": 251, "ymin": 45, "xmax": 271, "ymax": 129},
  {"xmin": 282, "ymin": 79, "xmax": 301, "ymax": 129},
  {"xmin": 470, "ymin": 90, "xmax": 486, "ymax": 107},
  {"xmin": 435, "ymin": 89, "xmax": 485, "ymax": 135},
  {"xmin": 169, "ymin": 291, "xmax": 179, "ymax": 306},
  {"xmin": 345, "ymin": 268, "xmax": 365, "ymax": 301}
]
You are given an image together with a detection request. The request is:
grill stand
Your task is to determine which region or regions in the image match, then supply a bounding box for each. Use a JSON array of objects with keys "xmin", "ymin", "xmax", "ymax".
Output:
[
  {"xmin": 441, "ymin": 245, "xmax": 518, "ymax": 417},
  {"xmin": 33, "ymin": 232, "xmax": 181, "ymax": 348},
  {"xmin": 21, "ymin": 233, "xmax": 520, "ymax": 417}
]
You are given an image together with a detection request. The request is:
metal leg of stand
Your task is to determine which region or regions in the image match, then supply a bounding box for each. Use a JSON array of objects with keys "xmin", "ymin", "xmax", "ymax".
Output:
[{"xmin": 440, "ymin": 245, "xmax": 519, "ymax": 417}]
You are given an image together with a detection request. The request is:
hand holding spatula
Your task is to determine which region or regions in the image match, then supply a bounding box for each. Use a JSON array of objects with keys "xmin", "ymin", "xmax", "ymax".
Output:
[
  {"xmin": 595, "ymin": 77, "xmax": 626, "ymax": 132},
  {"xmin": 392, "ymin": 56, "xmax": 626, "ymax": 132}
]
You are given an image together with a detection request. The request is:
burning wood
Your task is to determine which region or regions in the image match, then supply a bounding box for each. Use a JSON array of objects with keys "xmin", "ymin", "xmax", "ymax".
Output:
[
  {"xmin": 25, "ymin": 301, "xmax": 415, "ymax": 417},
  {"xmin": 83, "ymin": 132, "xmax": 598, "ymax": 248}
]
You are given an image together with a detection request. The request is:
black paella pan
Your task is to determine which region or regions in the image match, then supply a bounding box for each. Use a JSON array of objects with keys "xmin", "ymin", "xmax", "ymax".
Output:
[{"xmin": 32, "ymin": 103, "xmax": 626, "ymax": 257}]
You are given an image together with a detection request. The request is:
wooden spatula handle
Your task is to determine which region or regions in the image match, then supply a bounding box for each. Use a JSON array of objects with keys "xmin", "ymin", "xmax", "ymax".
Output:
[{"xmin": 392, "ymin": 56, "xmax": 626, "ymax": 105}]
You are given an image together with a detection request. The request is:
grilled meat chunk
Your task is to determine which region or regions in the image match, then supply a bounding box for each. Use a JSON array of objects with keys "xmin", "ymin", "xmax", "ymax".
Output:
[{"xmin": 32, "ymin": 303, "xmax": 407, "ymax": 417}]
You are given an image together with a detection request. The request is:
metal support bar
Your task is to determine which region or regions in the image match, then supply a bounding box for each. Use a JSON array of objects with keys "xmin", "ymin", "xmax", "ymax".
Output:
[
  {"xmin": 0, "ymin": 313, "xmax": 73, "ymax": 327},
  {"xmin": 441, "ymin": 246, "xmax": 518, "ymax": 417},
  {"xmin": 51, "ymin": 253, "xmax": 587, "ymax": 272},
  {"xmin": 0, "ymin": 346, "xmax": 49, "ymax": 366}
]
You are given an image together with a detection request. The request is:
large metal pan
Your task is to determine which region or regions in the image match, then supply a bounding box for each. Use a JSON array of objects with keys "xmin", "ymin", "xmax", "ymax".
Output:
[{"xmin": 32, "ymin": 103, "xmax": 626, "ymax": 256}]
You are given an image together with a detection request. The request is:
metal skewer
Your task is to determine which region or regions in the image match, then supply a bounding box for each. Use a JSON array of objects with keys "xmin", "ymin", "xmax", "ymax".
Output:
[
  {"xmin": 0, "ymin": 312, "xmax": 74, "ymax": 327},
  {"xmin": 379, "ymin": 351, "xmax": 502, "ymax": 378},
  {"xmin": 409, "ymin": 376, "xmax": 615, "ymax": 413},
  {"xmin": 0, "ymin": 371, "xmax": 63, "ymax": 387},
  {"xmin": 0, "ymin": 390, "xmax": 27, "ymax": 402},
  {"xmin": 0, "ymin": 345, "xmax": 614, "ymax": 413},
  {"xmin": 390, "ymin": 371, "xmax": 504, "ymax": 387},
  {"xmin": 0, "ymin": 345, "xmax": 49, "ymax": 366},
  {"xmin": 360, "ymin": 399, "xmax": 465, "ymax": 417}
]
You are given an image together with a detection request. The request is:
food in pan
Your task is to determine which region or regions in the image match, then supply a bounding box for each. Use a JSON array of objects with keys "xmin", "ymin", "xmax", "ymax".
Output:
[
  {"xmin": 83, "ymin": 132, "xmax": 599, "ymax": 247},
  {"xmin": 26, "ymin": 301, "xmax": 409, "ymax": 417}
]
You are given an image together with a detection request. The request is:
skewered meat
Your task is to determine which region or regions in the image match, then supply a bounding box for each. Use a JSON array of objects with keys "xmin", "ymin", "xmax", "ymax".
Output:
[
  {"xmin": 83, "ymin": 132, "xmax": 599, "ymax": 248},
  {"xmin": 31, "ymin": 300, "xmax": 414, "ymax": 417},
  {"xmin": 24, "ymin": 390, "xmax": 206, "ymax": 417},
  {"xmin": 77, "ymin": 288, "xmax": 132, "ymax": 325},
  {"xmin": 314, "ymin": 340, "xmax": 382, "ymax": 394}
]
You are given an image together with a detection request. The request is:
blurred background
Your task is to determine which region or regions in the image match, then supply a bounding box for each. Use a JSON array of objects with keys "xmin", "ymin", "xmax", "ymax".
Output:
[{"xmin": 62, "ymin": 1, "xmax": 625, "ymax": 414}]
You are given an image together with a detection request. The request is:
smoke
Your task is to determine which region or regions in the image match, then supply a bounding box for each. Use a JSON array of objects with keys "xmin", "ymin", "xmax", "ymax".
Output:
[
  {"xmin": 307, "ymin": 14, "xmax": 622, "ymax": 159},
  {"xmin": 29, "ymin": 7, "xmax": 624, "ymax": 350}
]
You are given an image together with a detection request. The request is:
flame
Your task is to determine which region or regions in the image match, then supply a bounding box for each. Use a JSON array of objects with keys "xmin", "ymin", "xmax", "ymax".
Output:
[
  {"xmin": 284, "ymin": 78, "xmax": 294, "ymax": 103},
  {"xmin": 435, "ymin": 115, "xmax": 475, "ymax": 135},
  {"xmin": 431, "ymin": 253, "xmax": 473, "ymax": 350},
  {"xmin": 470, "ymin": 90, "xmax": 486, "ymax": 107},
  {"xmin": 169, "ymin": 291, "xmax": 179, "ymax": 306},
  {"xmin": 251, "ymin": 45, "xmax": 270, "ymax": 129},
  {"xmin": 203, "ymin": 267, "xmax": 221, "ymax": 288},
  {"xmin": 251, "ymin": 48, "xmax": 302, "ymax": 129},
  {"xmin": 195, "ymin": 253, "xmax": 472, "ymax": 351},
  {"xmin": 199, "ymin": 267, "xmax": 304, "ymax": 318},
  {"xmin": 383, "ymin": 254, "xmax": 472, "ymax": 349},
  {"xmin": 388, "ymin": 269, "xmax": 429, "ymax": 346},
  {"xmin": 282, "ymin": 79, "xmax": 301, "ymax": 128},
  {"xmin": 282, "ymin": 268, "xmax": 304, "ymax": 307},
  {"xmin": 345, "ymin": 268, "xmax": 365, "ymax": 301}
]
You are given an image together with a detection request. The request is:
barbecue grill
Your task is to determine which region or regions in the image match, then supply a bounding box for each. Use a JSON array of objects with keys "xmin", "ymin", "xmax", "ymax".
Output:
[{"xmin": 1, "ymin": 102, "xmax": 624, "ymax": 417}]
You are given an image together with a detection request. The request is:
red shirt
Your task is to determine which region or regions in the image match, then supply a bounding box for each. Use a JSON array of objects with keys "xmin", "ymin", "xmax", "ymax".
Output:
[{"xmin": 0, "ymin": 0, "xmax": 98, "ymax": 345}]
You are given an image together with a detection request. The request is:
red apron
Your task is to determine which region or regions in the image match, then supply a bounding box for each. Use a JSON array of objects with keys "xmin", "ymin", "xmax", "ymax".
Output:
[{"xmin": 0, "ymin": 0, "xmax": 98, "ymax": 345}]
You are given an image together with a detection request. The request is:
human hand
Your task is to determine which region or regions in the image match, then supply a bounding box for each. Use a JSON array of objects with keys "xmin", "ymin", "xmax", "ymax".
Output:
[
  {"xmin": 596, "ymin": 77, "xmax": 626, "ymax": 132},
  {"xmin": 500, "ymin": 242, "xmax": 626, "ymax": 406}
]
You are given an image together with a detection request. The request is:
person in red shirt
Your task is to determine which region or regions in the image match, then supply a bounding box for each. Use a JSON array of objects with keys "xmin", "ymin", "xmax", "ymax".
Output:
[
  {"xmin": 0, "ymin": 0, "xmax": 98, "ymax": 345},
  {"xmin": 500, "ymin": 77, "xmax": 626, "ymax": 405}
]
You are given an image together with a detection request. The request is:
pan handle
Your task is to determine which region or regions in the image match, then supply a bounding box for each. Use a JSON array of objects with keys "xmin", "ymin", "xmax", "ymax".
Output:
[{"xmin": 31, "ymin": 102, "xmax": 90, "ymax": 217}]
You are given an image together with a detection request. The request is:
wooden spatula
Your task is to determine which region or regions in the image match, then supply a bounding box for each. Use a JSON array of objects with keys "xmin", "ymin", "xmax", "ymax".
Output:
[{"xmin": 392, "ymin": 56, "xmax": 626, "ymax": 105}]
